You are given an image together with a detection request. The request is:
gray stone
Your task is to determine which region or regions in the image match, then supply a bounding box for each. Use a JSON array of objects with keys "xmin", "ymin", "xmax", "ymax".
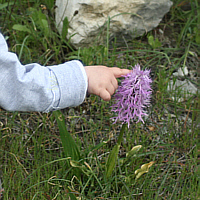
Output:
[
  {"xmin": 55, "ymin": 0, "xmax": 173, "ymax": 48},
  {"xmin": 167, "ymin": 79, "xmax": 198, "ymax": 102},
  {"xmin": 172, "ymin": 66, "xmax": 189, "ymax": 77}
]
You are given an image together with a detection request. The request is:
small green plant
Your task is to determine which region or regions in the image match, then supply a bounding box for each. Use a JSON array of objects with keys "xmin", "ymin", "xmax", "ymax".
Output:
[
  {"xmin": 1, "ymin": 0, "xmax": 74, "ymax": 64},
  {"xmin": 147, "ymin": 34, "xmax": 162, "ymax": 49}
]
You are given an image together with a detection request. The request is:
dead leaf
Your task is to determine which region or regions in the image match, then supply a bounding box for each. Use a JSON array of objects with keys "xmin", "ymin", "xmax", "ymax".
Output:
[{"xmin": 135, "ymin": 161, "xmax": 155, "ymax": 180}]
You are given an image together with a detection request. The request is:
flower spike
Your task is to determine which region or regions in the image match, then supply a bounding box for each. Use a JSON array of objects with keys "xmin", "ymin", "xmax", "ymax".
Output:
[{"xmin": 111, "ymin": 64, "xmax": 152, "ymax": 127}]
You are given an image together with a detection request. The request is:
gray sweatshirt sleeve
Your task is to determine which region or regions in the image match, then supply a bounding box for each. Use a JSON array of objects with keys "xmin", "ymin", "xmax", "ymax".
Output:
[{"xmin": 0, "ymin": 33, "xmax": 88, "ymax": 112}]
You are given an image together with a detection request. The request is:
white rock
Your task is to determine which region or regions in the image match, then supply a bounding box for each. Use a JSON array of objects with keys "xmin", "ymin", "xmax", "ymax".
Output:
[
  {"xmin": 168, "ymin": 79, "xmax": 198, "ymax": 102},
  {"xmin": 55, "ymin": 0, "xmax": 173, "ymax": 48},
  {"xmin": 173, "ymin": 66, "xmax": 189, "ymax": 77},
  {"xmin": 178, "ymin": 66, "xmax": 189, "ymax": 76}
]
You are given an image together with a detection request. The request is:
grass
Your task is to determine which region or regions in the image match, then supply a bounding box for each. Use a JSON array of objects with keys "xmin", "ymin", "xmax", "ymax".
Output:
[{"xmin": 0, "ymin": 0, "xmax": 200, "ymax": 199}]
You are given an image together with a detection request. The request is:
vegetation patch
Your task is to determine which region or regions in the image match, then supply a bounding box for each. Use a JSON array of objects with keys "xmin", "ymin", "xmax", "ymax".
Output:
[{"xmin": 0, "ymin": 0, "xmax": 199, "ymax": 199}]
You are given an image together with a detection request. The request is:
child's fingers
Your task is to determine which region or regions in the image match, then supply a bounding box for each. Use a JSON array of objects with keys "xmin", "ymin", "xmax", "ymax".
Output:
[
  {"xmin": 111, "ymin": 67, "xmax": 131, "ymax": 78},
  {"xmin": 111, "ymin": 77, "xmax": 118, "ymax": 90},
  {"xmin": 99, "ymin": 89, "xmax": 111, "ymax": 101}
]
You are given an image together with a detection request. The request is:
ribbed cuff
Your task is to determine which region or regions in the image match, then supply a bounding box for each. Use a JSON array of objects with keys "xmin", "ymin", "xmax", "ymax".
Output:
[{"xmin": 49, "ymin": 60, "xmax": 88, "ymax": 109}]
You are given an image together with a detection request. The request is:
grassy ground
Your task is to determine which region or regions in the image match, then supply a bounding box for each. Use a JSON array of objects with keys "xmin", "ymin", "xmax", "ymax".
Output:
[{"xmin": 0, "ymin": 0, "xmax": 200, "ymax": 199}]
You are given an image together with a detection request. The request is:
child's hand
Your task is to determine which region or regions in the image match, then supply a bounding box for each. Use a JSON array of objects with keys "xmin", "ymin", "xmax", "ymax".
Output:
[{"xmin": 84, "ymin": 66, "xmax": 131, "ymax": 101}]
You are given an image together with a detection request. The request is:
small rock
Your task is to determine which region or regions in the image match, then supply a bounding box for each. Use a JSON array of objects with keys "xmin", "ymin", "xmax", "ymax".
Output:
[
  {"xmin": 168, "ymin": 79, "xmax": 198, "ymax": 102},
  {"xmin": 173, "ymin": 66, "xmax": 189, "ymax": 77}
]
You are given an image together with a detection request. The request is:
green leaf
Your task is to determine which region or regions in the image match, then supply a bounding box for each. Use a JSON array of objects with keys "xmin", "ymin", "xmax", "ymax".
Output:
[
  {"xmin": 105, "ymin": 144, "xmax": 120, "ymax": 178},
  {"xmin": 116, "ymin": 124, "xmax": 127, "ymax": 145},
  {"xmin": 12, "ymin": 24, "xmax": 31, "ymax": 33},
  {"xmin": 148, "ymin": 35, "xmax": 154, "ymax": 47},
  {"xmin": 62, "ymin": 17, "xmax": 69, "ymax": 39},
  {"xmin": 105, "ymin": 124, "xmax": 127, "ymax": 178},
  {"xmin": 154, "ymin": 38, "xmax": 162, "ymax": 48},
  {"xmin": 54, "ymin": 110, "xmax": 80, "ymax": 161},
  {"xmin": 90, "ymin": 140, "xmax": 109, "ymax": 152},
  {"xmin": 41, "ymin": 19, "xmax": 49, "ymax": 37},
  {"xmin": 195, "ymin": 26, "xmax": 200, "ymax": 44},
  {"xmin": 0, "ymin": 2, "xmax": 15, "ymax": 10},
  {"xmin": 28, "ymin": 7, "xmax": 50, "ymax": 37}
]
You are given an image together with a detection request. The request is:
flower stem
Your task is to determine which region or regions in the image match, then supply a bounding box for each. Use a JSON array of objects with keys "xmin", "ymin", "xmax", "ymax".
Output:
[{"xmin": 117, "ymin": 123, "xmax": 127, "ymax": 145}]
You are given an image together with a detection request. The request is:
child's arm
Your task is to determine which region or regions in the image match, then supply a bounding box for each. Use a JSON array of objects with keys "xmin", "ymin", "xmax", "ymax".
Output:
[
  {"xmin": 0, "ymin": 33, "xmax": 87, "ymax": 112},
  {"xmin": 0, "ymin": 33, "xmax": 130, "ymax": 112}
]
